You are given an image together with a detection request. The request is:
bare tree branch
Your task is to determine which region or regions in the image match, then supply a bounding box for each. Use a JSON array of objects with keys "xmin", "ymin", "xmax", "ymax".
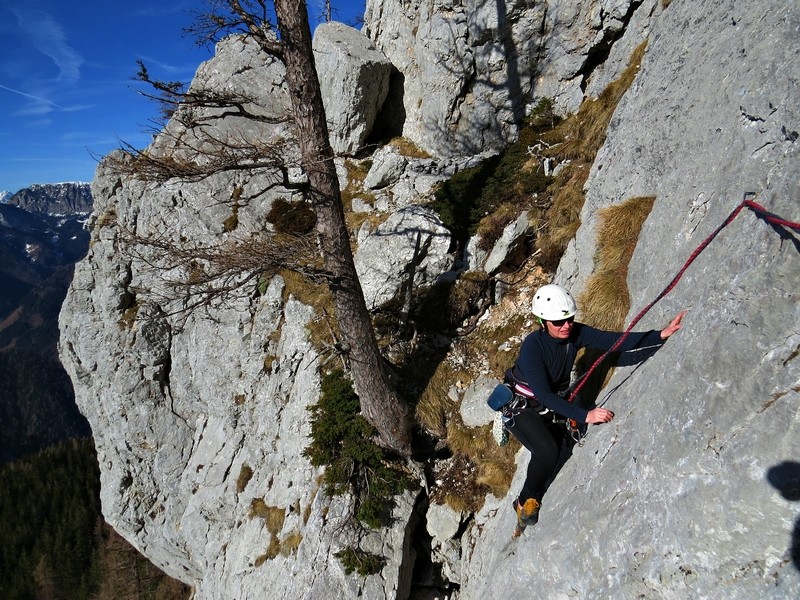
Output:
[
  {"xmin": 186, "ymin": 0, "xmax": 284, "ymax": 57},
  {"xmin": 119, "ymin": 226, "xmax": 329, "ymax": 322}
]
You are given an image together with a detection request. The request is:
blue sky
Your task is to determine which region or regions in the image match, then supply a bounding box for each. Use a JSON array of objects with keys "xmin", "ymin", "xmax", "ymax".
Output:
[{"xmin": 0, "ymin": 0, "xmax": 366, "ymax": 194}]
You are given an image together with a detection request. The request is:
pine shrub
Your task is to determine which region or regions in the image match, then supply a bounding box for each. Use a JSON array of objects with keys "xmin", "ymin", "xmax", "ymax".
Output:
[{"xmin": 304, "ymin": 370, "xmax": 409, "ymax": 529}]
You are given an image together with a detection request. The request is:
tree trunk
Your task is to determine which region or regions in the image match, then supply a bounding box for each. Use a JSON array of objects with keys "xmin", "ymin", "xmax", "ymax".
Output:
[{"xmin": 273, "ymin": 0, "xmax": 412, "ymax": 454}]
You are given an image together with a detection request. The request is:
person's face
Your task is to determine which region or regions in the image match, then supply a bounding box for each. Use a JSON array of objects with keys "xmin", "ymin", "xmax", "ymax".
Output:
[{"xmin": 544, "ymin": 316, "xmax": 574, "ymax": 339}]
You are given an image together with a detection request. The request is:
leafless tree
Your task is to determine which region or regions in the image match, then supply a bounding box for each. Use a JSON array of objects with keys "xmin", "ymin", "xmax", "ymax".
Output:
[{"xmin": 122, "ymin": 0, "xmax": 413, "ymax": 453}]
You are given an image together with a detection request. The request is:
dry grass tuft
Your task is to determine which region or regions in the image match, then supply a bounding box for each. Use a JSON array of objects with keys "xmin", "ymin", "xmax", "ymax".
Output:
[
  {"xmin": 340, "ymin": 159, "xmax": 385, "ymax": 236},
  {"xmin": 535, "ymin": 40, "xmax": 649, "ymax": 271},
  {"xmin": 579, "ymin": 196, "xmax": 656, "ymax": 330},
  {"xmin": 250, "ymin": 502, "xmax": 293, "ymax": 564},
  {"xmin": 254, "ymin": 553, "xmax": 269, "ymax": 567},
  {"xmin": 280, "ymin": 532, "xmax": 303, "ymax": 557},
  {"xmin": 476, "ymin": 203, "xmax": 519, "ymax": 252},
  {"xmin": 236, "ymin": 464, "xmax": 253, "ymax": 493},
  {"xmin": 93, "ymin": 209, "xmax": 118, "ymax": 239},
  {"xmin": 249, "ymin": 499, "xmax": 286, "ymax": 536},
  {"xmin": 264, "ymin": 536, "xmax": 282, "ymax": 561},
  {"xmin": 446, "ymin": 415, "xmax": 492, "ymax": 458},
  {"xmin": 387, "ymin": 137, "xmax": 432, "ymax": 159},
  {"xmin": 279, "ymin": 269, "xmax": 338, "ymax": 350},
  {"xmin": 416, "ymin": 361, "xmax": 468, "ymax": 437},
  {"xmin": 580, "ymin": 271, "xmax": 630, "ymax": 328},
  {"xmin": 551, "ymin": 40, "xmax": 648, "ymax": 162},
  {"xmin": 264, "ymin": 505, "xmax": 286, "ymax": 536},
  {"xmin": 595, "ymin": 197, "xmax": 657, "ymax": 269},
  {"xmin": 476, "ymin": 456, "xmax": 518, "ymax": 497},
  {"xmin": 117, "ymin": 303, "xmax": 140, "ymax": 331},
  {"xmin": 340, "ymin": 159, "xmax": 370, "ymax": 206},
  {"xmin": 430, "ymin": 416, "xmax": 519, "ymax": 512},
  {"xmin": 575, "ymin": 195, "xmax": 656, "ymax": 403},
  {"xmin": 249, "ymin": 497, "xmax": 269, "ymax": 518}
]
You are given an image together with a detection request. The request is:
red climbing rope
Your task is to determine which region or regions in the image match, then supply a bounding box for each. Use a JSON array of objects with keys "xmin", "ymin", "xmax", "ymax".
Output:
[{"xmin": 566, "ymin": 194, "xmax": 800, "ymax": 405}]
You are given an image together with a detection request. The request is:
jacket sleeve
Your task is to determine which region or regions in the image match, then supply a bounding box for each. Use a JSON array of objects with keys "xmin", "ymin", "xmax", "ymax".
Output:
[{"xmin": 576, "ymin": 325, "xmax": 664, "ymax": 353}]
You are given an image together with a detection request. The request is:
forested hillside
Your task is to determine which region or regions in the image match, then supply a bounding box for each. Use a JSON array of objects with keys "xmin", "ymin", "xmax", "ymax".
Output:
[{"xmin": 0, "ymin": 439, "xmax": 191, "ymax": 600}]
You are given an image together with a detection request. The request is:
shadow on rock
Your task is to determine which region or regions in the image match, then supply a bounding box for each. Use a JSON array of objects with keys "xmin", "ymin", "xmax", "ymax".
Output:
[{"xmin": 767, "ymin": 461, "xmax": 800, "ymax": 571}]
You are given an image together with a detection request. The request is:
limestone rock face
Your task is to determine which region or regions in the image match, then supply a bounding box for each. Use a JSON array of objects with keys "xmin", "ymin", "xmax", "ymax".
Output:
[
  {"xmin": 58, "ymin": 34, "xmax": 417, "ymax": 600},
  {"xmin": 363, "ymin": 0, "xmax": 661, "ymax": 157},
  {"xmin": 364, "ymin": 145, "xmax": 409, "ymax": 190},
  {"xmin": 354, "ymin": 205, "xmax": 453, "ymax": 310}
]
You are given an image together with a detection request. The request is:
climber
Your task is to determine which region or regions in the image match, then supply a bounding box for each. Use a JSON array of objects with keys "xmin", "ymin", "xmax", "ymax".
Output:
[{"xmin": 504, "ymin": 284, "xmax": 685, "ymax": 536}]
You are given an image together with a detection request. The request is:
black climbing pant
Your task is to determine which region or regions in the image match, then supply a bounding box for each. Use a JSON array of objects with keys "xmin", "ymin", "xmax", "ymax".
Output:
[{"xmin": 506, "ymin": 407, "xmax": 571, "ymax": 503}]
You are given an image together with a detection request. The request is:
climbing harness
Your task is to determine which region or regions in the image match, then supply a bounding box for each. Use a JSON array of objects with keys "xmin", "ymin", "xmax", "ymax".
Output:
[
  {"xmin": 501, "ymin": 373, "xmax": 586, "ymax": 443},
  {"xmin": 566, "ymin": 193, "xmax": 800, "ymax": 406}
]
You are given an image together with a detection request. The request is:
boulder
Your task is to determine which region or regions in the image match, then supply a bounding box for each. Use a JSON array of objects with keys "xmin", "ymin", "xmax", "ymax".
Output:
[
  {"xmin": 364, "ymin": 145, "xmax": 408, "ymax": 189},
  {"xmin": 313, "ymin": 22, "xmax": 393, "ymax": 154},
  {"xmin": 483, "ymin": 211, "xmax": 531, "ymax": 275},
  {"xmin": 354, "ymin": 205, "xmax": 453, "ymax": 310},
  {"xmin": 426, "ymin": 502, "xmax": 462, "ymax": 544},
  {"xmin": 459, "ymin": 376, "xmax": 498, "ymax": 428}
]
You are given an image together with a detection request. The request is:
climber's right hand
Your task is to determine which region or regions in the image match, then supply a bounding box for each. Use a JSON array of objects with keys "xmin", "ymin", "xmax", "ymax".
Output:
[{"xmin": 585, "ymin": 407, "xmax": 615, "ymax": 424}]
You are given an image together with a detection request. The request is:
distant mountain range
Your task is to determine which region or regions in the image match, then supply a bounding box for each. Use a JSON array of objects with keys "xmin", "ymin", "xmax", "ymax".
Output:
[{"xmin": 0, "ymin": 182, "xmax": 93, "ymax": 462}]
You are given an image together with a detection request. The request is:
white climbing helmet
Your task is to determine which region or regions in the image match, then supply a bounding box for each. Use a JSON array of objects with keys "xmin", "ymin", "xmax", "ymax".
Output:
[{"xmin": 531, "ymin": 284, "xmax": 577, "ymax": 321}]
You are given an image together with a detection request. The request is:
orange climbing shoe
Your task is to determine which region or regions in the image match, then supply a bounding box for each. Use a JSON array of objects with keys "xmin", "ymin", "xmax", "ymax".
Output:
[
  {"xmin": 512, "ymin": 497, "xmax": 540, "ymax": 537},
  {"xmin": 515, "ymin": 497, "xmax": 540, "ymax": 521}
]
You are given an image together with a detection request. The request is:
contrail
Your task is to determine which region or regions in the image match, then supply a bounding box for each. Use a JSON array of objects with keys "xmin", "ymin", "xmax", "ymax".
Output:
[{"xmin": 0, "ymin": 83, "xmax": 65, "ymax": 109}]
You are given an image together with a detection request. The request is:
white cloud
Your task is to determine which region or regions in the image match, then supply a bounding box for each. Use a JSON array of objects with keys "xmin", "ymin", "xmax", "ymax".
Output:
[{"xmin": 12, "ymin": 7, "xmax": 84, "ymax": 83}]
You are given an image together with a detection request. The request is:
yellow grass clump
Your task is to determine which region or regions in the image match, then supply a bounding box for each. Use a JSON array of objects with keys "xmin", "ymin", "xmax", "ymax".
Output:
[
  {"xmin": 416, "ymin": 361, "xmax": 469, "ymax": 437},
  {"xmin": 575, "ymin": 195, "xmax": 656, "ymax": 403},
  {"xmin": 279, "ymin": 268, "xmax": 339, "ymax": 351},
  {"xmin": 249, "ymin": 502, "xmax": 302, "ymax": 564},
  {"xmin": 579, "ymin": 196, "xmax": 656, "ymax": 330},
  {"xmin": 236, "ymin": 464, "xmax": 253, "ymax": 493}
]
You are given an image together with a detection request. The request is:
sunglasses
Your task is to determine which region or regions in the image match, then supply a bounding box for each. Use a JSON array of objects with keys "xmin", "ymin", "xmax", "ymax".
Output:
[{"xmin": 549, "ymin": 316, "xmax": 574, "ymax": 326}]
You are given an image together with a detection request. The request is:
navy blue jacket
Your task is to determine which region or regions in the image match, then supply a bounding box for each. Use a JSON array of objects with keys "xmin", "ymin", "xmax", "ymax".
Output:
[{"xmin": 511, "ymin": 323, "xmax": 664, "ymax": 422}]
